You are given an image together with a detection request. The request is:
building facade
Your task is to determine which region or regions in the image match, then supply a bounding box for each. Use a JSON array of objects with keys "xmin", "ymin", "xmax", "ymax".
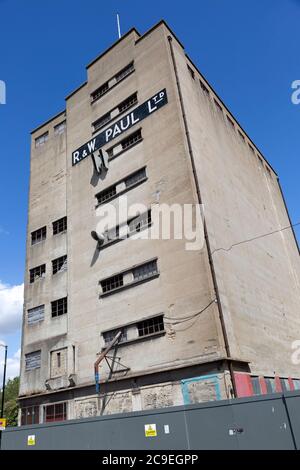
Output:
[{"xmin": 19, "ymin": 21, "xmax": 300, "ymax": 425}]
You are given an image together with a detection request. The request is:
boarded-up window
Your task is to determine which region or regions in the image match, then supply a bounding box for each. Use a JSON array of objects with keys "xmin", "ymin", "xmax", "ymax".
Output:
[
  {"xmin": 25, "ymin": 351, "xmax": 41, "ymax": 371},
  {"xmin": 50, "ymin": 347, "xmax": 67, "ymax": 378},
  {"xmin": 28, "ymin": 305, "xmax": 44, "ymax": 325}
]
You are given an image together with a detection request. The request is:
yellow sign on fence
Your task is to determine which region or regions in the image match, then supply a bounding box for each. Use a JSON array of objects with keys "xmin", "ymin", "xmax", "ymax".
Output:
[
  {"xmin": 0, "ymin": 418, "xmax": 6, "ymax": 430},
  {"xmin": 144, "ymin": 424, "xmax": 157, "ymax": 437},
  {"xmin": 27, "ymin": 435, "xmax": 36, "ymax": 446}
]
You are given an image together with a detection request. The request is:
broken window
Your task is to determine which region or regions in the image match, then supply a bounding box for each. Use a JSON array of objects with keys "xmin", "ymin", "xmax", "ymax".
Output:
[
  {"xmin": 103, "ymin": 328, "xmax": 127, "ymax": 345},
  {"xmin": 137, "ymin": 315, "xmax": 164, "ymax": 337},
  {"xmin": 31, "ymin": 226, "xmax": 46, "ymax": 245},
  {"xmin": 52, "ymin": 255, "xmax": 67, "ymax": 275},
  {"xmin": 91, "ymin": 81, "xmax": 109, "ymax": 101},
  {"xmin": 115, "ymin": 62, "xmax": 134, "ymax": 82},
  {"xmin": 118, "ymin": 92, "xmax": 138, "ymax": 113},
  {"xmin": 121, "ymin": 129, "xmax": 142, "ymax": 151},
  {"xmin": 53, "ymin": 216, "xmax": 67, "ymax": 235},
  {"xmin": 124, "ymin": 167, "xmax": 146, "ymax": 189},
  {"xmin": 29, "ymin": 264, "xmax": 46, "ymax": 283},
  {"xmin": 133, "ymin": 260, "xmax": 158, "ymax": 282},
  {"xmin": 51, "ymin": 297, "xmax": 67, "ymax": 318}
]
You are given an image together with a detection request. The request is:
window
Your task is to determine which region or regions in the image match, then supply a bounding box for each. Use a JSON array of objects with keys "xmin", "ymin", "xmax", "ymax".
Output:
[
  {"xmin": 50, "ymin": 348, "xmax": 67, "ymax": 378},
  {"xmin": 51, "ymin": 297, "xmax": 67, "ymax": 318},
  {"xmin": 115, "ymin": 62, "xmax": 134, "ymax": 82},
  {"xmin": 251, "ymin": 376, "xmax": 261, "ymax": 395},
  {"xmin": 199, "ymin": 80, "xmax": 209, "ymax": 94},
  {"xmin": 93, "ymin": 112, "xmax": 111, "ymax": 132},
  {"xmin": 54, "ymin": 120, "xmax": 66, "ymax": 135},
  {"xmin": 91, "ymin": 81, "xmax": 109, "ymax": 101},
  {"xmin": 265, "ymin": 377, "xmax": 276, "ymax": 394},
  {"xmin": 133, "ymin": 260, "xmax": 158, "ymax": 282},
  {"xmin": 30, "ymin": 264, "xmax": 46, "ymax": 283},
  {"xmin": 238, "ymin": 130, "xmax": 245, "ymax": 141},
  {"xmin": 124, "ymin": 167, "xmax": 146, "ymax": 189},
  {"xmin": 118, "ymin": 92, "xmax": 138, "ymax": 113},
  {"xmin": 214, "ymin": 99, "xmax": 223, "ymax": 113},
  {"xmin": 103, "ymin": 328, "xmax": 127, "ymax": 345},
  {"xmin": 137, "ymin": 315, "xmax": 164, "ymax": 338},
  {"xmin": 266, "ymin": 166, "xmax": 272, "ymax": 178},
  {"xmin": 248, "ymin": 144, "xmax": 255, "ymax": 154},
  {"xmin": 28, "ymin": 305, "xmax": 45, "ymax": 325},
  {"xmin": 121, "ymin": 129, "xmax": 142, "ymax": 151},
  {"xmin": 96, "ymin": 184, "xmax": 117, "ymax": 205},
  {"xmin": 187, "ymin": 64, "xmax": 195, "ymax": 79},
  {"xmin": 101, "ymin": 274, "xmax": 123, "ymax": 294},
  {"xmin": 31, "ymin": 226, "xmax": 46, "ymax": 245},
  {"xmin": 35, "ymin": 132, "xmax": 48, "ymax": 147},
  {"xmin": 44, "ymin": 402, "xmax": 67, "ymax": 423},
  {"xmin": 25, "ymin": 350, "xmax": 41, "ymax": 371},
  {"xmin": 52, "ymin": 255, "xmax": 67, "ymax": 275},
  {"xmin": 53, "ymin": 216, "xmax": 67, "ymax": 235},
  {"xmin": 258, "ymin": 156, "xmax": 264, "ymax": 168},
  {"xmin": 21, "ymin": 406, "xmax": 39, "ymax": 426},
  {"xmin": 128, "ymin": 210, "xmax": 151, "ymax": 234}
]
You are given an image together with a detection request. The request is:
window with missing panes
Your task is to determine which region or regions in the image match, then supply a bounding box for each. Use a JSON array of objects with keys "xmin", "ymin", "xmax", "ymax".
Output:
[
  {"xmin": 28, "ymin": 305, "xmax": 45, "ymax": 325},
  {"xmin": 137, "ymin": 316, "xmax": 164, "ymax": 337},
  {"xmin": 93, "ymin": 112, "xmax": 111, "ymax": 131},
  {"xmin": 51, "ymin": 297, "xmax": 67, "ymax": 318},
  {"xmin": 96, "ymin": 184, "xmax": 117, "ymax": 205},
  {"xmin": 118, "ymin": 92, "xmax": 138, "ymax": 113},
  {"xmin": 30, "ymin": 264, "xmax": 46, "ymax": 283},
  {"xmin": 103, "ymin": 328, "xmax": 127, "ymax": 345},
  {"xmin": 121, "ymin": 129, "xmax": 142, "ymax": 151},
  {"xmin": 92, "ymin": 81, "xmax": 109, "ymax": 101},
  {"xmin": 53, "ymin": 216, "xmax": 67, "ymax": 235},
  {"xmin": 52, "ymin": 255, "xmax": 67, "ymax": 275},
  {"xmin": 101, "ymin": 274, "xmax": 123, "ymax": 294},
  {"xmin": 124, "ymin": 167, "xmax": 146, "ymax": 188},
  {"xmin": 25, "ymin": 350, "xmax": 41, "ymax": 371},
  {"xmin": 199, "ymin": 80, "xmax": 209, "ymax": 94},
  {"xmin": 54, "ymin": 121, "xmax": 66, "ymax": 135},
  {"xmin": 35, "ymin": 132, "xmax": 48, "ymax": 147},
  {"xmin": 133, "ymin": 260, "xmax": 158, "ymax": 282},
  {"xmin": 115, "ymin": 62, "xmax": 134, "ymax": 82},
  {"xmin": 31, "ymin": 226, "xmax": 46, "ymax": 245},
  {"xmin": 128, "ymin": 210, "xmax": 151, "ymax": 234}
]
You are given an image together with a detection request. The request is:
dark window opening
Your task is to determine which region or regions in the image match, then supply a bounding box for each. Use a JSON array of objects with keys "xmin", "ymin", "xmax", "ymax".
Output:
[
  {"xmin": 51, "ymin": 297, "xmax": 67, "ymax": 318},
  {"xmin": 31, "ymin": 226, "xmax": 46, "ymax": 245},
  {"xmin": 137, "ymin": 315, "xmax": 164, "ymax": 337},
  {"xmin": 21, "ymin": 406, "xmax": 39, "ymax": 426},
  {"xmin": 227, "ymin": 116, "xmax": 235, "ymax": 128},
  {"xmin": 118, "ymin": 93, "xmax": 138, "ymax": 114},
  {"xmin": 30, "ymin": 264, "xmax": 46, "ymax": 283},
  {"xmin": 128, "ymin": 210, "xmax": 151, "ymax": 234},
  {"xmin": 214, "ymin": 99, "xmax": 223, "ymax": 113},
  {"xmin": 103, "ymin": 328, "xmax": 127, "ymax": 345},
  {"xmin": 44, "ymin": 403, "xmax": 67, "ymax": 423},
  {"xmin": 92, "ymin": 81, "xmax": 109, "ymax": 101},
  {"xmin": 199, "ymin": 80, "xmax": 209, "ymax": 94},
  {"xmin": 125, "ymin": 167, "xmax": 146, "ymax": 188},
  {"xmin": 115, "ymin": 62, "xmax": 134, "ymax": 82},
  {"xmin": 101, "ymin": 274, "xmax": 124, "ymax": 294},
  {"xmin": 133, "ymin": 260, "xmax": 158, "ymax": 282},
  {"xmin": 93, "ymin": 112, "xmax": 111, "ymax": 131},
  {"xmin": 121, "ymin": 129, "xmax": 142, "ymax": 151},
  {"xmin": 52, "ymin": 255, "xmax": 67, "ymax": 275},
  {"xmin": 53, "ymin": 216, "xmax": 67, "ymax": 235},
  {"xmin": 187, "ymin": 64, "xmax": 195, "ymax": 79},
  {"xmin": 96, "ymin": 185, "xmax": 117, "ymax": 205}
]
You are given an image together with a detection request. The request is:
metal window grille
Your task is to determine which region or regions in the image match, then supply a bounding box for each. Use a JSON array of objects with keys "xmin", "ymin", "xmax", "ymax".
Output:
[
  {"xmin": 133, "ymin": 260, "xmax": 158, "ymax": 282},
  {"xmin": 125, "ymin": 167, "xmax": 146, "ymax": 188},
  {"xmin": 199, "ymin": 80, "xmax": 209, "ymax": 94},
  {"xmin": 94, "ymin": 112, "xmax": 111, "ymax": 131},
  {"xmin": 118, "ymin": 92, "xmax": 138, "ymax": 113},
  {"xmin": 25, "ymin": 350, "xmax": 41, "ymax": 371},
  {"xmin": 96, "ymin": 185, "xmax": 117, "ymax": 205},
  {"xmin": 35, "ymin": 132, "xmax": 48, "ymax": 147},
  {"xmin": 44, "ymin": 403, "xmax": 67, "ymax": 423},
  {"xmin": 121, "ymin": 129, "xmax": 142, "ymax": 151},
  {"xmin": 101, "ymin": 274, "xmax": 123, "ymax": 294},
  {"xmin": 54, "ymin": 121, "xmax": 66, "ymax": 135},
  {"xmin": 28, "ymin": 305, "xmax": 45, "ymax": 325},
  {"xmin": 115, "ymin": 62, "xmax": 134, "ymax": 82},
  {"xmin": 137, "ymin": 316, "xmax": 164, "ymax": 337},
  {"xmin": 21, "ymin": 406, "xmax": 39, "ymax": 426},
  {"xmin": 128, "ymin": 210, "xmax": 151, "ymax": 234},
  {"xmin": 52, "ymin": 255, "xmax": 67, "ymax": 275},
  {"xmin": 53, "ymin": 216, "xmax": 67, "ymax": 235},
  {"xmin": 29, "ymin": 264, "xmax": 46, "ymax": 283},
  {"xmin": 51, "ymin": 297, "xmax": 67, "ymax": 318},
  {"xmin": 92, "ymin": 81, "xmax": 109, "ymax": 101},
  {"xmin": 103, "ymin": 328, "xmax": 127, "ymax": 345},
  {"xmin": 31, "ymin": 226, "xmax": 46, "ymax": 245}
]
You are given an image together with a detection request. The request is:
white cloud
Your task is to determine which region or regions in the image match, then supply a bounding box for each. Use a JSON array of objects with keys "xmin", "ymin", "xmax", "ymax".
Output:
[
  {"xmin": 0, "ymin": 349, "xmax": 21, "ymax": 384},
  {"xmin": 0, "ymin": 281, "xmax": 24, "ymax": 335}
]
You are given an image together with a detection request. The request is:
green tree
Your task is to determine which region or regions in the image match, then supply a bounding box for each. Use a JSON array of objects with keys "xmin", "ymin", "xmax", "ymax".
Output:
[{"xmin": 0, "ymin": 377, "xmax": 20, "ymax": 427}]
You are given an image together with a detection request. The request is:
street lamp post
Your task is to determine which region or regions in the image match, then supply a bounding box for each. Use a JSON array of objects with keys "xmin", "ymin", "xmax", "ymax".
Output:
[{"xmin": 0, "ymin": 343, "xmax": 7, "ymax": 419}]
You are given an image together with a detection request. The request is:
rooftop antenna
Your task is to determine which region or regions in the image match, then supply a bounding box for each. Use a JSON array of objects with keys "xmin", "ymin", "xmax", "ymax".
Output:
[{"xmin": 117, "ymin": 13, "xmax": 121, "ymax": 39}]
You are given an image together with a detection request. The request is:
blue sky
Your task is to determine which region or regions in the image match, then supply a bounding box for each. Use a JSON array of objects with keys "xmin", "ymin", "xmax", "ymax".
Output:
[{"xmin": 0, "ymin": 0, "xmax": 299, "ymax": 379}]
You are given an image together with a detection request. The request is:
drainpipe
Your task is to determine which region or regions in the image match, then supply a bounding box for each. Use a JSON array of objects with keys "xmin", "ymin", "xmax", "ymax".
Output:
[
  {"xmin": 94, "ymin": 331, "xmax": 122, "ymax": 393},
  {"xmin": 167, "ymin": 35, "xmax": 237, "ymax": 397}
]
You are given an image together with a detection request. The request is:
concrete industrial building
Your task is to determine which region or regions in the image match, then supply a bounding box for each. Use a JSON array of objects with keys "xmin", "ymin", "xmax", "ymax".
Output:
[{"xmin": 19, "ymin": 20, "xmax": 300, "ymax": 425}]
